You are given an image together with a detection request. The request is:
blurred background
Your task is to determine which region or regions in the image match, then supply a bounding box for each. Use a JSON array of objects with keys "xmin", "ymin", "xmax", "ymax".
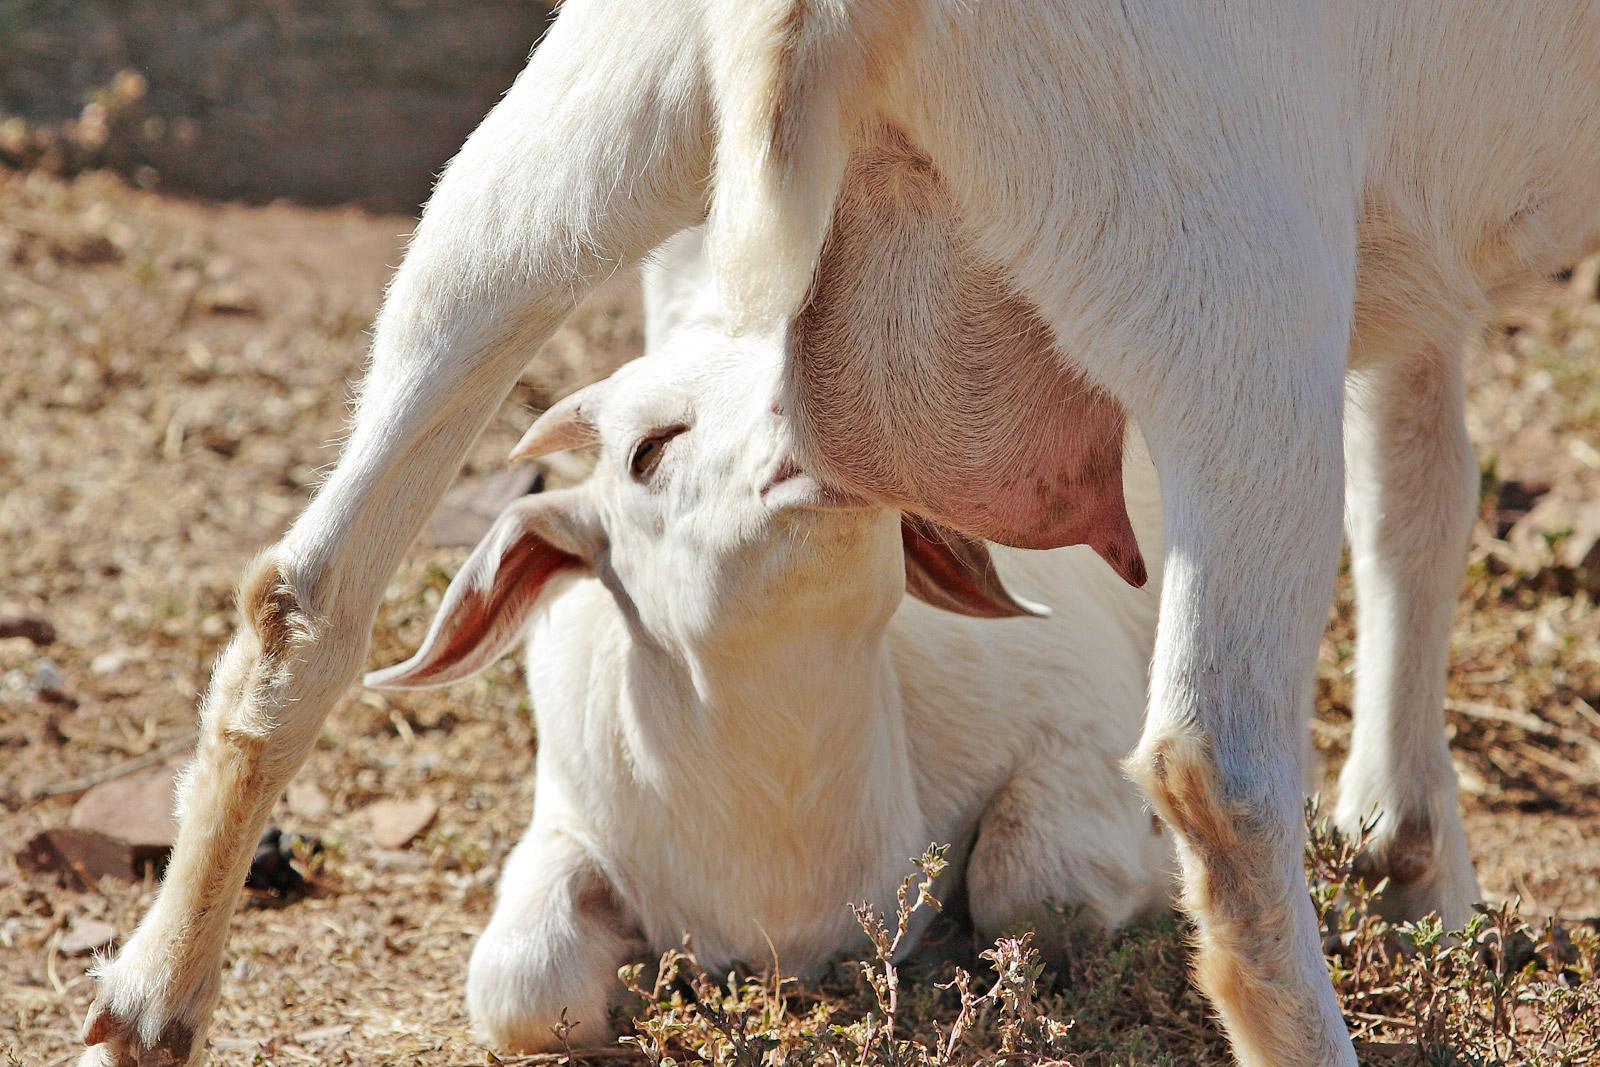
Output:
[
  {"xmin": 1, "ymin": 6, "xmax": 1598, "ymax": 1064},
  {"xmin": 0, "ymin": 0, "xmax": 557, "ymax": 210}
]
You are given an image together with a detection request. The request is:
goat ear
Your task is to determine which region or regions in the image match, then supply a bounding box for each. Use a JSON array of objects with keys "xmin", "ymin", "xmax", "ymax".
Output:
[
  {"xmin": 901, "ymin": 515, "xmax": 1050, "ymax": 620},
  {"xmin": 365, "ymin": 490, "xmax": 597, "ymax": 690},
  {"xmin": 509, "ymin": 379, "xmax": 610, "ymax": 460}
]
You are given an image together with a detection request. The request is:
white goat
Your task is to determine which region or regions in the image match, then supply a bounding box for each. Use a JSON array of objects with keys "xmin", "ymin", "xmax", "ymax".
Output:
[
  {"xmin": 82, "ymin": 3, "xmax": 1600, "ymax": 1066},
  {"xmin": 360, "ymin": 230, "xmax": 1170, "ymax": 1051}
]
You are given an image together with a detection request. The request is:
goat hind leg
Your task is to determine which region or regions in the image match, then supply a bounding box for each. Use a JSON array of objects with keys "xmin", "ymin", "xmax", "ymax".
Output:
[
  {"xmin": 80, "ymin": 4, "xmax": 711, "ymax": 1062},
  {"xmin": 1336, "ymin": 351, "xmax": 1480, "ymax": 926},
  {"xmin": 966, "ymin": 733, "xmax": 1171, "ymax": 966}
]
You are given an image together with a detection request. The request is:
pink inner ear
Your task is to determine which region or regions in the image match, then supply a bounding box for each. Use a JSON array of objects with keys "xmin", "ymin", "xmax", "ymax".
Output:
[
  {"xmin": 365, "ymin": 501, "xmax": 585, "ymax": 690},
  {"xmin": 413, "ymin": 540, "xmax": 581, "ymax": 683},
  {"xmin": 901, "ymin": 515, "xmax": 1044, "ymax": 619},
  {"xmin": 787, "ymin": 127, "xmax": 1147, "ymax": 587}
]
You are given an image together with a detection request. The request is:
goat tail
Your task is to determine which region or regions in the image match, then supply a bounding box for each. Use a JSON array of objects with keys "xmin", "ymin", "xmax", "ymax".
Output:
[{"xmin": 702, "ymin": 0, "xmax": 922, "ymax": 332}]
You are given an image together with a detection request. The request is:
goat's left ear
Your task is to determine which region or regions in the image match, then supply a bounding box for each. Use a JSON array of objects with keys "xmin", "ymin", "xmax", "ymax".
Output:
[
  {"xmin": 365, "ymin": 489, "xmax": 600, "ymax": 690},
  {"xmin": 901, "ymin": 515, "xmax": 1050, "ymax": 620}
]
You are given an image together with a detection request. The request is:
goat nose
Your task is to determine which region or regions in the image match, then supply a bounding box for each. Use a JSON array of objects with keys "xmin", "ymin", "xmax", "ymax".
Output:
[{"xmin": 769, "ymin": 398, "xmax": 785, "ymax": 417}]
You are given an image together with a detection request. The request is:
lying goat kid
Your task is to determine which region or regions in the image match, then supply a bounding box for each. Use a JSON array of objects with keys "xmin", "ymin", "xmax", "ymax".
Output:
[{"xmin": 364, "ymin": 237, "xmax": 1170, "ymax": 1049}]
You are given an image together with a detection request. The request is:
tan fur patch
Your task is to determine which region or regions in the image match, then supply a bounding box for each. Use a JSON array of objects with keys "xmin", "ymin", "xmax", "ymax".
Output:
[
  {"xmin": 238, "ymin": 552, "xmax": 322, "ymax": 664},
  {"xmin": 1128, "ymin": 730, "xmax": 1337, "ymax": 1067},
  {"xmin": 234, "ymin": 550, "xmax": 325, "ymax": 707}
]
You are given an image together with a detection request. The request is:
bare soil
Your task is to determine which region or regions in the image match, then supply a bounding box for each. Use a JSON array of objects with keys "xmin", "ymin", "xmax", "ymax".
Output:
[{"xmin": 1, "ymin": 168, "xmax": 1596, "ymax": 1066}]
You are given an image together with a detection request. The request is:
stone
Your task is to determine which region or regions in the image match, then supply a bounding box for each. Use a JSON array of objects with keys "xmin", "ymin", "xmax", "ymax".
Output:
[
  {"xmin": 194, "ymin": 282, "xmax": 259, "ymax": 316},
  {"xmin": 17, "ymin": 828, "xmax": 136, "ymax": 887},
  {"xmin": 70, "ymin": 760, "xmax": 182, "ymax": 849},
  {"xmin": 31, "ymin": 657, "xmax": 64, "ymax": 695},
  {"xmin": 60, "ymin": 920, "xmax": 118, "ymax": 956},
  {"xmin": 370, "ymin": 848, "xmax": 430, "ymax": 871},
  {"xmin": 285, "ymin": 780, "xmax": 331, "ymax": 819},
  {"xmin": 367, "ymin": 798, "xmax": 438, "ymax": 850},
  {"xmin": 90, "ymin": 647, "xmax": 147, "ymax": 675}
]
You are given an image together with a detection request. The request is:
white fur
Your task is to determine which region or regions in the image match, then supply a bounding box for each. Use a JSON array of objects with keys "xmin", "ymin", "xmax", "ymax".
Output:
[
  {"xmin": 81, "ymin": 3, "xmax": 1600, "ymax": 1065},
  {"xmin": 398, "ymin": 233, "xmax": 1167, "ymax": 1049}
]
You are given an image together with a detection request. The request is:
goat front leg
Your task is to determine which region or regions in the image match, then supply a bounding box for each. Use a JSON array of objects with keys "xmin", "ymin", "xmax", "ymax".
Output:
[
  {"xmin": 467, "ymin": 822, "xmax": 644, "ymax": 1052},
  {"xmin": 79, "ymin": 5, "xmax": 711, "ymax": 1063},
  {"xmin": 1336, "ymin": 352, "xmax": 1481, "ymax": 925},
  {"xmin": 1123, "ymin": 306, "xmax": 1355, "ymax": 1066}
]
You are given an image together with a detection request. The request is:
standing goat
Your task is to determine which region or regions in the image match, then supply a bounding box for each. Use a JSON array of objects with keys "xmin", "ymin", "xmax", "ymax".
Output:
[
  {"xmin": 82, "ymin": 2, "xmax": 1600, "ymax": 1065},
  {"xmin": 362, "ymin": 229, "xmax": 1170, "ymax": 1051}
]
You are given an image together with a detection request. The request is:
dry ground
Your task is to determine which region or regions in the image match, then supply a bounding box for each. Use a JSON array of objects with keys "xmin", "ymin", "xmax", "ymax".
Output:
[{"xmin": 1, "ymin": 168, "xmax": 1597, "ymax": 1066}]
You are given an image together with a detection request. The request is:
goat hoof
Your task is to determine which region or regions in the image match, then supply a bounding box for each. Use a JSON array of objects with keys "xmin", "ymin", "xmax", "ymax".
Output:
[{"xmin": 81, "ymin": 991, "xmax": 198, "ymax": 1067}]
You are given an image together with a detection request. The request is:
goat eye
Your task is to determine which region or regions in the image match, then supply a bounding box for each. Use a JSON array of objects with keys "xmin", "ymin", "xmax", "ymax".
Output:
[{"xmin": 629, "ymin": 427, "xmax": 684, "ymax": 479}]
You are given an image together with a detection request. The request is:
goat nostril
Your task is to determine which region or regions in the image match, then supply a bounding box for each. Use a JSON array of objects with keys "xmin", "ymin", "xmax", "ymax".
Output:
[{"xmin": 769, "ymin": 400, "xmax": 785, "ymax": 417}]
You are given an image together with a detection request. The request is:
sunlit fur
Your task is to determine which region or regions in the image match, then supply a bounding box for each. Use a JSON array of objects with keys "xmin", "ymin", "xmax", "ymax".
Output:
[
  {"xmin": 369, "ymin": 232, "xmax": 1169, "ymax": 1050},
  {"xmin": 82, "ymin": 3, "xmax": 1600, "ymax": 1065}
]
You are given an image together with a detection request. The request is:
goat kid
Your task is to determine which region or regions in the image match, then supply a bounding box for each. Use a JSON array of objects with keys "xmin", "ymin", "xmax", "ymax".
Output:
[
  {"xmin": 364, "ymin": 231, "xmax": 1170, "ymax": 1049},
  {"xmin": 82, "ymin": 2, "xmax": 1600, "ymax": 1065}
]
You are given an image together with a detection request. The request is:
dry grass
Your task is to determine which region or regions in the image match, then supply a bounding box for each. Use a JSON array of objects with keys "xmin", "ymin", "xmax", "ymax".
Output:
[
  {"xmin": 604, "ymin": 813, "xmax": 1600, "ymax": 1067},
  {"xmin": 1, "ymin": 167, "xmax": 1597, "ymax": 1067}
]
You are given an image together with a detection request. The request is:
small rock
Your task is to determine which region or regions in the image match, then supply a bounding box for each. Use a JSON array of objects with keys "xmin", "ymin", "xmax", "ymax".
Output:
[
  {"xmin": 194, "ymin": 282, "xmax": 258, "ymax": 316},
  {"xmin": 370, "ymin": 848, "xmax": 430, "ymax": 871},
  {"xmin": 0, "ymin": 614, "xmax": 55, "ymax": 645},
  {"xmin": 285, "ymin": 780, "xmax": 331, "ymax": 819},
  {"xmin": 70, "ymin": 761, "xmax": 183, "ymax": 849},
  {"xmin": 60, "ymin": 920, "xmax": 118, "ymax": 956},
  {"xmin": 367, "ymin": 798, "xmax": 438, "ymax": 850},
  {"xmin": 90, "ymin": 647, "xmax": 146, "ymax": 676},
  {"xmin": 0, "ymin": 668, "xmax": 30, "ymax": 700},
  {"xmin": 1505, "ymin": 492, "xmax": 1600, "ymax": 569},
  {"xmin": 53, "ymin": 232, "xmax": 120, "ymax": 266},
  {"xmin": 31, "ymin": 657, "xmax": 64, "ymax": 694},
  {"xmin": 17, "ymin": 828, "xmax": 137, "ymax": 887}
]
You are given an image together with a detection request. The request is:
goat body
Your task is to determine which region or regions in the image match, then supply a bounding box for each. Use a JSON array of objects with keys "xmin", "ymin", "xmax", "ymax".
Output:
[{"xmin": 81, "ymin": 3, "xmax": 1600, "ymax": 1066}]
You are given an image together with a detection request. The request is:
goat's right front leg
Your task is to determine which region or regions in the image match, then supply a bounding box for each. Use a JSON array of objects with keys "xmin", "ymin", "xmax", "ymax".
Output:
[
  {"xmin": 468, "ymin": 822, "xmax": 645, "ymax": 1052},
  {"xmin": 79, "ymin": 4, "xmax": 711, "ymax": 1063},
  {"xmin": 1126, "ymin": 362, "xmax": 1354, "ymax": 1067}
]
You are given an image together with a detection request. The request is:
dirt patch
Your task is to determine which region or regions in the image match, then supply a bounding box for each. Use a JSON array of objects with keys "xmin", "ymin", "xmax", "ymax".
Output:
[{"xmin": 1, "ymin": 167, "xmax": 1596, "ymax": 1064}]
